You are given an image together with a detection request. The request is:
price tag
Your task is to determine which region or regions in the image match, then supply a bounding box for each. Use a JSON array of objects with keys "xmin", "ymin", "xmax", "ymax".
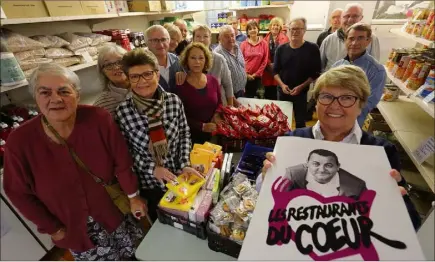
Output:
[
  {"xmin": 412, "ymin": 136, "xmax": 435, "ymax": 164},
  {"xmin": 423, "ymin": 91, "xmax": 434, "ymax": 104},
  {"xmin": 80, "ymin": 51, "xmax": 93, "ymax": 63}
]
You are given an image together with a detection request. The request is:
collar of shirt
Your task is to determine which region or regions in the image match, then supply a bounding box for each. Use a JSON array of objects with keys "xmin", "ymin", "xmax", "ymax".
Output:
[
  {"xmin": 344, "ymin": 50, "xmax": 368, "ymax": 64},
  {"xmin": 306, "ymin": 171, "xmax": 340, "ymax": 197},
  {"xmin": 312, "ymin": 120, "xmax": 362, "ymax": 144}
]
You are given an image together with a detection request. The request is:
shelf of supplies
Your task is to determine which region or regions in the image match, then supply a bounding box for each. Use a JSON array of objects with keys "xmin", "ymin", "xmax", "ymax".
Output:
[
  {"xmin": 229, "ymin": 4, "xmax": 291, "ymax": 11},
  {"xmin": 390, "ymin": 28, "xmax": 434, "ymax": 47},
  {"xmin": 377, "ymin": 96, "xmax": 434, "ymax": 135},
  {"xmin": 384, "ymin": 66, "xmax": 435, "ymax": 118},
  {"xmin": 395, "ymin": 131, "xmax": 435, "ymax": 193},
  {"xmin": 1, "ymin": 14, "xmax": 118, "ymax": 25},
  {"xmin": 0, "ymin": 81, "xmax": 29, "ymax": 93}
]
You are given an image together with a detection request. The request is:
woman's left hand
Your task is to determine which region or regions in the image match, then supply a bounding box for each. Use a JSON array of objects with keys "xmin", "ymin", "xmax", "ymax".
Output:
[{"xmin": 129, "ymin": 196, "xmax": 148, "ymax": 219}]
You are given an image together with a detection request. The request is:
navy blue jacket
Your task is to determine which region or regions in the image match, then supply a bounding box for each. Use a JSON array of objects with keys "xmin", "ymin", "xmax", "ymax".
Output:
[{"xmin": 287, "ymin": 127, "xmax": 421, "ymax": 230}]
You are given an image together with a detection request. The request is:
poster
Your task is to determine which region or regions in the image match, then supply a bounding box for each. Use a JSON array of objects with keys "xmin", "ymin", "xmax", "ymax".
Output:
[{"xmin": 239, "ymin": 137, "xmax": 425, "ymax": 261}]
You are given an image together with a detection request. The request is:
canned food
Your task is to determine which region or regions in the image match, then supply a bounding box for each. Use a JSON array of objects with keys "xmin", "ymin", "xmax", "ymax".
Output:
[
  {"xmin": 394, "ymin": 55, "xmax": 411, "ymax": 79},
  {"xmin": 402, "ymin": 58, "xmax": 419, "ymax": 82},
  {"xmin": 389, "ymin": 50, "xmax": 406, "ymax": 72},
  {"xmin": 405, "ymin": 60, "xmax": 426, "ymax": 90},
  {"xmin": 382, "ymin": 84, "xmax": 400, "ymax": 102}
]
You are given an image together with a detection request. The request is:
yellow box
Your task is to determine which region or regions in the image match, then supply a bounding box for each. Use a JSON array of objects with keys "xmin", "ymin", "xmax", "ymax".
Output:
[
  {"xmin": 80, "ymin": 1, "xmax": 107, "ymax": 15},
  {"xmin": 1, "ymin": 1, "xmax": 49, "ymax": 19},
  {"xmin": 160, "ymin": 0, "xmax": 175, "ymax": 11},
  {"xmin": 44, "ymin": 1, "xmax": 84, "ymax": 17},
  {"xmin": 127, "ymin": 0, "xmax": 161, "ymax": 12}
]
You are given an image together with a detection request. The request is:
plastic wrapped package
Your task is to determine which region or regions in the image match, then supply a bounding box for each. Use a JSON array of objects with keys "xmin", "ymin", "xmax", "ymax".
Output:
[
  {"xmin": 53, "ymin": 56, "xmax": 82, "ymax": 67},
  {"xmin": 57, "ymin": 33, "xmax": 92, "ymax": 51},
  {"xmin": 14, "ymin": 48, "xmax": 46, "ymax": 61},
  {"xmin": 75, "ymin": 32, "xmax": 112, "ymax": 46},
  {"xmin": 3, "ymin": 30, "xmax": 45, "ymax": 53},
  {"xmin": 96, "ymin": 42, "xmax": 116, "ymax": 52},
  {"xmin": 23, "ymin": 68, "xmax": 37, "ymax": 79},
  {"xmin": 18, "ymin": 58, "xmax": 53, "ymax": 71},
  {"xmin": 30, "ymin": 35, "xmax": 70, "ymax": 48},
  {"xmin": 74, "ymin": 46, "xmax": 98, "ymax": 56},
  {"xmin": 45, "ymin": 48, "xmax": 74, "ymax": 59}
]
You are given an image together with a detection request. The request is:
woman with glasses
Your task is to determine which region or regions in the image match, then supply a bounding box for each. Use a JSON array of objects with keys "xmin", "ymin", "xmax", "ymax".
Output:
[
  {"xmin": 240, "ymin": 20, "xmax": 268, "ymax": 98},
  {"xmin": 175, "ymin": 42, "xmax": 222, "ymax": 145},
  {"xmin": 115, "ymin": 48, "xmax": 192, "ymax": 222},
  {"xmin": 257, "ymin": 65, "xmax": 421, "ymax": 230},
  {"xmin": 94, "ymin": 45, "xmax": 129, "ymax": 116}
]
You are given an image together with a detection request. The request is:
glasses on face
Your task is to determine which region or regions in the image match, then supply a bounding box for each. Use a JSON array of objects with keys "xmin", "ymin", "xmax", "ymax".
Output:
[
  {"xmin": 289, "ymin": 27, "xmax": 304, "ymax": 33},
  {"xmin": 129, "ymin": 71, "xmax": 157, "ymax": 83},
  {"xmin": 343, "ymin": 14, "xmax": 361, "ymax": 20},
  {"xmin": 148, "ymin": 38, "xmax": 169, "ymax": 45},
  {"xmin": 317, "ymin": 93, "xmax": 359, "ymax": 108},
  {"xmin": 102, "ymin": 61, "xmax": 122, "ymax": 71},
  {"xmin": 347, "ymin": 36, "xmax": 369, "ymax": 42}
]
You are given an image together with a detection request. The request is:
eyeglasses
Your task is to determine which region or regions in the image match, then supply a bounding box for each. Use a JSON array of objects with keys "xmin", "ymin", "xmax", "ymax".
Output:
[
  {"xmin": 129, "ymin": 71, "xmax": 157, "ymax": 83},
  {"xmin": 317, "ymin": 93, "xmax": 359, "ymax": 108},
  {"xmin": 289, "ymin": 28, "xmax": 304, "ymax": 32},
  {"xmin": 148, "ymin": 38, "xmax": 169, "ymax": 45},
  {"xmin": 346, "ymin": 36, "xmax": 369, "ymax": 42},
  {"xmin": 102, "ymin": 61, "xmax": 122, "ymax": 71}
]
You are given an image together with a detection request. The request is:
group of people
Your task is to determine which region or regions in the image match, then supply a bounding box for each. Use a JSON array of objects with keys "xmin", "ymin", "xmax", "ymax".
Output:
[{"xmin": 2, "ymin": 3, "xmax": 419, "ymax": 261}]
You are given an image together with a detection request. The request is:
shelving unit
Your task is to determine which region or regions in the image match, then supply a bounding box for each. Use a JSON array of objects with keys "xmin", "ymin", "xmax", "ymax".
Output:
[
  {"xmin": 229, "ymin": 4, "xmax": 291, "ymax": 11},
  {"xmin": 390, "ymin": 28, "xmax": 434, "ymax": 48}
]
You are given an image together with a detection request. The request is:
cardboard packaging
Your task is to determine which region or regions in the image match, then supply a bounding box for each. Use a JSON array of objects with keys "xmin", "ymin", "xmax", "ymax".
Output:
[
  {"xmin": 80, "ymin": 1, "xmax": 107, "ymax": 15},
  {"xmin": 115, "ymin": 0, "xmax": 129, "ymax": 13},
  {"xmin": 127, "ymin": 0, "xmax": 162, "ymax": 12},
  {"xmin": 44, "ymin": 1, "xmax": 84, "ymax": 17},
  {"xmin": 161, "ymin": 0, "xmax": 175, "ymax": 11},
  {"xmin": 1, "ymin": 6, "xmax": 6, "ymax": 19},
  {"xmin": 1, "ymin": 1, "xmax": 49, "ymax": 19},
  {"xmin": 104, "ymin": 0, "xmax": 117, "ymax": 14}
]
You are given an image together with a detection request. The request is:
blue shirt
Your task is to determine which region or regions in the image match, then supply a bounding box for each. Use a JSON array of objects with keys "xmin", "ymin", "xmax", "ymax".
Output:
[
  {"xmin": 236, "ymin": 32, "xmax": 247, "ymax": 45},
  {"xmin": 214, "ymin": 44, "xmax": 247, "ymax": 94},
  {"xmin": 332, "ymin": 52, "xmax": 386, "ymax": 126}
]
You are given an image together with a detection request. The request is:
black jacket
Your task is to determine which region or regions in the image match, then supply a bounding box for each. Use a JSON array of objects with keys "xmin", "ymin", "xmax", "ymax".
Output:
[{"xmin": 316, "ymin": 27, "xmax": 332, "ymax": 47}]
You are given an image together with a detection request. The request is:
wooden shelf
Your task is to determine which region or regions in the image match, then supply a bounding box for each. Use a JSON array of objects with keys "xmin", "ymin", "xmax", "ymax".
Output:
[
  {"xmin": 384, "ymin": 66, "xmax": 434, "ymax": 118},
  {"xmin": 390, "ymin": 28, "xmax": 434, "ymax": 47},
  {"xmin": 229, "ymin": 4, "xmax": 291, "ymax": 11},
  {"xmin": 395, "ymin": 131, "xmax": 435, "ymax": 193}
]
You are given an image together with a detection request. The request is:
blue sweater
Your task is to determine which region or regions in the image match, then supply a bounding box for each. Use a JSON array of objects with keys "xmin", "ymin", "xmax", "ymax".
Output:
[{"xmin": 287, "ymin": 127, "xmax": 421, "ymax": 230}]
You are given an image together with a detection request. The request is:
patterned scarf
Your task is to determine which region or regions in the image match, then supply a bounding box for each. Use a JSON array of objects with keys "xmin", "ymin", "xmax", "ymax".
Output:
[{"xmin": 132, "ymin": 88, "xmax": 168, "ymax": 166}]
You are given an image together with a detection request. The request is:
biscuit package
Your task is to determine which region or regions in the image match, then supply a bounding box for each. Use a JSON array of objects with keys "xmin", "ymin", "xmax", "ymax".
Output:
[{"xmin": 166, "ymin": 172, "xmax": 206, "ymax": 198}]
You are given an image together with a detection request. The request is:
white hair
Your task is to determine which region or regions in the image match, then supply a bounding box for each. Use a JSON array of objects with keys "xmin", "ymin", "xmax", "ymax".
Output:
[
  {"xmin": 219, "ymin": 25, "xmax": 234, "ymax": 35},
  {"xmin": 289, "ymin": 17, "xmax": 307, "ymax": 30},
  {"xmin": 97, "ymin": 44, "xmax": 127, "ymax": 90},
  {"xmin": 344, "ymin": 3, "xmax": 364, "ymax": 14},
  {"xmin": 331, "ymin": 8, "xmax": 344, "ymax": 15},
  {"xmin": 28, "ymin": 63, "xmax": 81, "ymax": 98},
  {"xmin": 145, "ymin": 25, "xmax": 170, "ymax": 42}
]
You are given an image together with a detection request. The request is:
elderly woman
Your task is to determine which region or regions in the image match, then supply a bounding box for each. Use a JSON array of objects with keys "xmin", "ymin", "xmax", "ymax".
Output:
[
  {"xmin": 94, "ymin": 44, "xmax": 130, "ymax": 116},
  {"xmin": 115, "ymin": 48, "xmax": 192, "ymax": 222},
  {"xmin": 163, "ymin": 23, "xmax": 183, "ymax": 54},
  {"xmin": 258, "ymin": 65, "xmax": 421, "ymax": 230},
  {"xmin": 175, "ymin": 42, "xmax": 222, "ymax": 145},
  {"xmin": 262, "ymin": 17, "xmax": 289, "ymax": 100},
  {"xmin": 240, "ymin": 20, "xmax": 268, "ymax": 98},
  {"xmin": 3, "ymin": 64, "xmax": 146, "ymax": 261},
  {"xmin": 176, "ymin": 24, "xmax": 235, "ymax": 106}
]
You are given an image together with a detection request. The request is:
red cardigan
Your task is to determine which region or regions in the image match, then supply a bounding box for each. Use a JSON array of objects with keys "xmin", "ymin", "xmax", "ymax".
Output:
[
  {"xmin": 262, "ymin": 32, "xmax": 289, "ymax": 86},
  {"xmin": 240, "ymin": 38, "xmax": 269, "ymax": 77},
  {"xmin": 3, "ymin": 105, "xmax": 138, "ymax": 252}
]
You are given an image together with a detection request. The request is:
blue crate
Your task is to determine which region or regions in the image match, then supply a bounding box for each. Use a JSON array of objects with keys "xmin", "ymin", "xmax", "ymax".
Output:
[{"xmin": 234, "ymin": 142, "xmax": 273, "ymax": 182}]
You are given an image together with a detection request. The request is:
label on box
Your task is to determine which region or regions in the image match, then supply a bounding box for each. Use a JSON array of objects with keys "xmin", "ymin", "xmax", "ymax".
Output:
[
  {"xmin": 413, "ymin": 136, "xmax": 435, "ymax": 164},
  {"xmin": 423, "ymin": 91, "xmax": 434, "ymax": 103}
]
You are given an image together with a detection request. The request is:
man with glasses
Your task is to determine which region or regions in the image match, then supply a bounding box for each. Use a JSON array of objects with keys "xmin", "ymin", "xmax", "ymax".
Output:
[
  {"xmin": 332, "ymin": 23, "xmax": 386, "ymax": 127},
  {"xmin": 320, "ymin": 3, "xmax": 380, "ymax": 71},
  {"xmin": 145, "ymin": 25, "xmax": 183, "ymax": 92},
  {"xmin": 273, "ymin": 17, "xmax": 321, "ymax": 128}
]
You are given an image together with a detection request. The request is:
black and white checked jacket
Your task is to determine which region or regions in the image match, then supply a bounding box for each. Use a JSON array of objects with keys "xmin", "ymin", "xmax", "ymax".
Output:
[{"xmin": 115, "ymin": 90, "xmax": 191, "ymax": 190}]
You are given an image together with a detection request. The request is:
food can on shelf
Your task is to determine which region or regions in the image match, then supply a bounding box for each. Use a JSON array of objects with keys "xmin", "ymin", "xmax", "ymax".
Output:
[
  {"xmin": 382, "ymin": 84, "xmax": 400, "ymax": 102},
  {"xmin": 389, "ymin": 49, "xmax": 406, "ymax": 72},
  {"xmin": 405, "ymin": 60, "xmax": 426, "ymax": 90},
  {"xmin": 401, "ymin": 57, "xmax": 419, "ymax": 82},
  {"xmin": 394, "ymin": 55, "xmax": 412, "ymax": 79}
]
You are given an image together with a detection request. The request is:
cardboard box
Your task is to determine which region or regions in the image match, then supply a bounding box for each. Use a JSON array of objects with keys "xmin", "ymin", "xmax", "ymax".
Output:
[
  {"xmin": 1, "ymin": 6, "xmax": 6, "ymax": 19},
  {"xmin": 1, "ymin": 1, "xmax": 49, "ymax": 18},
  {"xmin": 44, "ymin": 1, "xmax": 84, "ymax": 16},
  {"xmin": 127, "ymin": 0, "xmax": 161, "ymax": 12},
  {"xmin": 115, "ymin": 0, "xmax": 129, "ymax": 13},
  {"xmin": 80, "ymin": 1, "xmax": 107, "ymax": 15},
  {"xmin": 103, "ymin": 0, "xmax": 117, "ymax": 14},
  {"xmin": 161, "ymin": 0, "xmax": 175, "ymax": 11}
]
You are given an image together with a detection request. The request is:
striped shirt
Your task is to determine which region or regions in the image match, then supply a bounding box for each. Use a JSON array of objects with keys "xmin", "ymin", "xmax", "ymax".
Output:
[
  {"xmin": 94, "ymin": 83, "xmax": 129, "ymax": 116},
  {"xmin": 214, "ymin": 44, "xmax": 247, "ymax": 94}
]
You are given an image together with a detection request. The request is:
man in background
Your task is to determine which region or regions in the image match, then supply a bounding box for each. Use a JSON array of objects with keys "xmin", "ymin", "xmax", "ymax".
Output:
[
  {"xmin": 228, "ymin": 16, "xmax": 247, "ymax": 45},
  {"xmin": 320, "ymin": 3, "xmax": 380, "ymax": 71},
  {"xmin": 333, "ymin": 23, "xmax": 386, "ymax": 127},
  {"xmin": 316, "ymin": 8, "xmax": 343, "ymax": 47},
  {"xmin": 174, "ymin": 19, "xmax": 190, "ymax": 55},
  {"xmin": 214, "ymin": 25, "xmax": 247, "ymax": 98},
  {"xmin": 274, "ymin": 18, "xmax": 321, "ymax": 128},
  {"xmin": 145, "ymin": 25, "xmax": 183, "ymax": 92}
]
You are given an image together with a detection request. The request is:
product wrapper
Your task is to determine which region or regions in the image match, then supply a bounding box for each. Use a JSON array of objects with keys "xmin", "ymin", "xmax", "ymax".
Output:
[
  {"xmin": 166, "ymin": 172, "xmax": 205, "ymax": 198},
  {"xmin": 159, "ymin": 190, "xmax": 196, "ymax": 212},
  {"xmin": 190, "ymin": 148, "xmax": 214, "ymax": 175}
]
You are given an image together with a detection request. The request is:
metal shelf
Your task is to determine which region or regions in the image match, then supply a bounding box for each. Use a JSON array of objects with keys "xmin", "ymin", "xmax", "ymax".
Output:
[{"xmin": 390, "ymin": 28, "xmax": 434, "ymax": 48}]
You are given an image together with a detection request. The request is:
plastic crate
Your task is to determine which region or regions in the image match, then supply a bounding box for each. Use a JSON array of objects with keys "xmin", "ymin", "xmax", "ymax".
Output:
[
  {"xmin": 217, "ymin": 135, "xmax": 276, "ymax": 152},
  {"xmin": 206, "ymin": 223, "xmax": 241, "ymax": 258},
  {"xmin": 157, "ymin": 208, "xmax": 207, "ymax": 239},
  {"xmin": 234, "ymin": 142, "xmax": 273, "ymax": 181}
]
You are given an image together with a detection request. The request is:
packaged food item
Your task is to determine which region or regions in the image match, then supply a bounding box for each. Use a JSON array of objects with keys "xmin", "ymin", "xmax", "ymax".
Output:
[
  {"xmin": 190, "ymin": 148, "xmax": 214, "ymax": 174},
  {"xmin": 382, "ymin": 84, "xmax": 400, "ymax": 102},
  {"xmin": 233, "ymin": 180, "xmax": 251, "ymax": 195},
  {"xmin": 3, "ymin": 30, "xmax": 45, "ymax": 53},
  {"xmin": 54, "ymin": 57, "xmax": 82, "ymax": 67},
  {"xmin": 45, "ymin": 48, "xmax": 75, "ymax": 59},
  {"xmin": 394, "ymin": 55, "xmax": 412, "ymax": 79},
  {"xmin": 75, "ymin": 32, "xmax": 111, "ymax": 46},
  {"xmin": 74, "ymin": 46, "xmax": 98, "ymax": 56},
  {"xmin": 402, "ymin": 57, "xmax": 420, "ymax": 82},
  {"xmin": 203, "ymin": 142, "xmax": 222, "ymax": 158},
  {"xmin": 230, "ymin": 225, "xmax": 247, "ymax": 244},
  {"xmin": 212, "ymin": 169, "xmax": 221, "ymax": 205},
  {"xmin": 166, "ymin": 172, "xmax": 206, "ymax": 198},
  {"xmin": 222, "ymin": 195, "xmax": 241, "ymax": 213},
  {"xmin": 405, "ymin": 60, "xmax": 428, "ymax": 90},
  {"xmin": 159, "ymin": 190, "xmax": 196, "ymax": 212},
  {"xmin": 412, "ymin": 21, "xmax": 425, "ymax": 37},
  {"xmin": 14, "ymin": 48, "xmax": 46, "ymax": 61},
  {"xmin": 210, "ymin": 205, "xmax": 234, "ymax": 225},
  {"xmin": 57, "ymin": 33, "xmax": 93, "ymax": 51},
  {"xmin": 30, "ymin": 35, "xmax": 70, "ymax": 48},
  {"xmin": 18, "ymin": 58, "xmax": 52, "ymax": 71}
]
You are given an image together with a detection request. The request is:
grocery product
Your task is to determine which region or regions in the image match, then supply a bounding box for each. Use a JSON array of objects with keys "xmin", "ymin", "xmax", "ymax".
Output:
[
  {"xmin": 30, "ymin": 35, "xmax": 70, "ymax": 48},
  {"xmin": 45, "ymin": 48, "xmax": 75, "ymax": 59},
  {"xmin": 402, "ymin": 57, "xmax": 419, "ymax": 82},
  {"xmin": 14, "ymin": 48, "xmax": 46, "ymax": 62},
  {"xmin": 74, "ymin": 32, "xmax": 111, "ymax": 46},
  {"xmin": 165, "ymin": 172, "xmax": 206, "ymax": 198},
  {"xmin": 0, "ymin": 41, "xmax": 26, "ymax": 87},
  {"xmin": 394, "ymin": 55, "xmax": 412, "ymax": 80},
  {"xmin": 57, "ymin": 33, "xmax": 93, "ymax": 51},
  {"xmin": 382, "ymin": 84, "xmax": 400, "ymax": 102},
  {"xmin": 3, "ymin": 30, "xmax": 45, "ymax": 53},
  {"xmin": 74, "ymin": 46, "xmax": 98, "ymax": 56},
  {"xmin": 18, "ymin": 58, "xmax": 52, "ymax": 71},
  {"xmin": 53, "ymin": 56, "xmax": 82, "ymax": 67}
]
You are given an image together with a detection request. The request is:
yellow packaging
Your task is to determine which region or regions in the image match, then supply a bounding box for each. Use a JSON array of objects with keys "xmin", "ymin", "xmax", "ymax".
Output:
[
  {"xmin": 166, "ymin": 172, "xmax": 205, "ymax": 198},
  {"xmin": 203, "ymin": 142, "xmax": 222, "ymax": 157},
  {"xmin": 212, "ymin": 170, "xmax": 221, "ymax": 204},
  {"xmin": 2, "ymin": 1, "xmax": 49, "ymax": 18},
  {"xmin": 80, "ymin": 1, "xmax": 107, "ymax": 15},
  {"xmin": 190, "ymin": 149, "xmax": 214, "ymax": 174},
  {"xmin": 159, "ymin": 190, "xmax": 196, "ymax": 212}
]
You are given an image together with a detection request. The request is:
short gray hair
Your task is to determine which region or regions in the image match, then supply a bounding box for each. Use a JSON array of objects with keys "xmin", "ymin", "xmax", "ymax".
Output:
[
  {"xmin": 145, "ymin": 25, "xmax": 170, "ymax": 42},
  {"xmin": 219, "ymin": 25, "xmax": 234, "ymax": 35},
  {"xmin": 344, "ymin": 3, "xmax": 364, "ymax": 14},
  {"xmin": 97, "ymin": 44, "xmax": 127, "ymax": 90},
  {"xmin": 28, "ymin": 63, "xmax": 81, "ymax": 98},
  {"xmin": 289, "ymin": 17, "xmax": 307, "ymax": 30}
]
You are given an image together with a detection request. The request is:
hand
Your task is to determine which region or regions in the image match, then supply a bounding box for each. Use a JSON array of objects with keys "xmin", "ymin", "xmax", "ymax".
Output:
[
  {"xmin": 129, "ymin": 196, "xmax": 148, "ymax": 219},
  {"xmin": 251, "ymin": 74, "xmax": 257, "ymax": 79},
  {"xmin": 247, "ymin": 74, "xmax": 254, "ymax": 81},
  {"xmin": 202, "ymin": 123, "xmax": 217, "ymax": 133},
  {"xmin": 154, "ymin": 166, "xmax": 177, "ymax": 183},
  {"xmin": 176, "ymin": 71, "xmax": 187, "ymax": 85},
  {"xmin": 280, "ymin": 84, "xmax": 291, "ymax": 95},
  {"xmin": 233, "ymin": 98, "xmax": 241, "ymax": 107},
  {"xmin": 261, "ymin": 152, "xmax": 276, "ymax": 179},
  {"xmin": 290, "ymin": 86, "xmax": 303, "ymax": 96},
  {"xmin": 51, "ymin": 228, "xmax": 66, "ymax": 241},
  {"xmin": 182, "ymin": 166, "xmax": 204, "ymax": 178},
  {"xmin": 390, "ymin": 169, "xmax": 407, "ymax": 196}
]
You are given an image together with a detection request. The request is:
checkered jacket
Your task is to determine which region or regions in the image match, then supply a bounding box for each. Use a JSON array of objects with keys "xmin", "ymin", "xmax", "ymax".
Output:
[{"xmin": 115, "ymin": 90, "xmax": 191, "ymax": 190}]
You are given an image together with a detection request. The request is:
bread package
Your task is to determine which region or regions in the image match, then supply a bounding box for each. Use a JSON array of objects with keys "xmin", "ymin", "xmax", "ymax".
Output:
[{"xmin": 74, "ymin": 46, "xmax": 98, "ymax": 56}]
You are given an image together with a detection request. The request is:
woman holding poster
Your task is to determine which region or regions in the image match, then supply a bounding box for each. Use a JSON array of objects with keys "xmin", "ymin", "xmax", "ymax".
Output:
[{"xmin": 258, "ymin": 65, "xmax": 421, "ymax": 230}]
